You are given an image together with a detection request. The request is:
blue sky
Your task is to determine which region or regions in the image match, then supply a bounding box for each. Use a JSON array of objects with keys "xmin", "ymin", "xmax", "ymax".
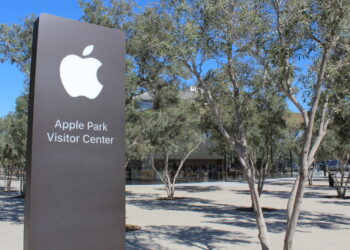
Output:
[
  {"xmin": 0, "ymin": 0, "xmax": 85, "ymax": 117},
  {"xmin": 0, "ymin": 0, "xmax": 151, "ymax": 117},
  {"xmin": 0, "ymin": 0, "xmax": 303, "ymax": 117}
]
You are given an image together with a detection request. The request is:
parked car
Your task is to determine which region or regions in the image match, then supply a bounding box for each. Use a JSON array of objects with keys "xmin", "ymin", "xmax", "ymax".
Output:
[
  {"xmin": 316, "ymin": 161, "xmax": 326, "ymax": 171},
  {"xmin": 325, "ymin": 160, "xmax": 339, "ymax": 171},
  {"xmin": 290, "ymin": 163, "xmax": 299, "ymax": 170}
]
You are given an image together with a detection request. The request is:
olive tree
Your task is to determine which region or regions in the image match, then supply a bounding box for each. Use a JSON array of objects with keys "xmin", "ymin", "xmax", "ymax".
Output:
[
  {"xmin": 252, "ymin": 1, "xmax": 350, "ymax": 249},
  {"xmin": 145, "ymin": 99, "xmax": 202, "ymax": 198},
  {"xmin": 148, "ymin": 0, "xmax": 349, "ymax": 249}
]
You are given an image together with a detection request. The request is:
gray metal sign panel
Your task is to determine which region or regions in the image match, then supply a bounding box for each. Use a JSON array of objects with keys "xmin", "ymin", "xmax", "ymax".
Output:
[{"xmin": 24, "ymin": 14, "xmax": 125, "ymax": 250}]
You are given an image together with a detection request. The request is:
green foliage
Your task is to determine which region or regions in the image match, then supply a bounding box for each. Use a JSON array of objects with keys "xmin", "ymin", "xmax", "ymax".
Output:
[
  {"xmin": 79, "ymin": 0, "xmax": 134, "ymax": 30},
  {"xmin": 80, "ymin": 1, "xmax": 198, "ymax": 165},
  {"xmin": 0, "ymin": 15, "xmax": 36, "ymax": 78},
  {"xmin": 144, "ymin": 99, "xmax": 202, "ymax": 156},
  {"xmin": 0, "ymin": 1, "xmax": 348, "ymax": 247},
  {"xmin": 0, "ymin": 94, "xmax": 28, "ymax": 191},
  {"xmin": 318, "ymin": 103, "xmax": 350, "ymax": 160},
  {"xmin": 0, "ymin": 1, "xmax": 348, "ymax": 190},
  {"xmin": 0, "ymin": 15, "xmax": 32, "ymax": 192}
]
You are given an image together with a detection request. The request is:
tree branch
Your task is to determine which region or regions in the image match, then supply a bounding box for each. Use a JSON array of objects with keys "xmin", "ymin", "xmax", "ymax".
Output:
[
  {"xmin": 307, "ymin": 29, "xmax": 325, "ymax": 47},
  {"xmin": 302, "ymin": 48, "xmax": 331, "ymax": 160},
  {"xmin": 151, "ymin": 154, "xmax": 166, "ymax": 184},
  {"xmin": 307, "ymin": 98, "xmax": 331, "ymax": 165},
  {"xmin": 182, "ymin": 59, "xmax": 236, "ymax": 147},
  {"xmin": 172, "ymin": 139, "xmax": 202, "ymax": 185}
]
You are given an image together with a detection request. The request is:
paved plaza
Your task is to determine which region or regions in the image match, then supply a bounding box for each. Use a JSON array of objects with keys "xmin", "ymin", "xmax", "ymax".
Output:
[{"xmin": 1, "ymin": 177, "xmax": 350, "ymax": 249}]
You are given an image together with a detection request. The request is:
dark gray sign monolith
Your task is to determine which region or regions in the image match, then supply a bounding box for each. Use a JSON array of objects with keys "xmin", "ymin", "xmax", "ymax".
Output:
[{"xmin": 24, "ymin": 14, "xmax": 125, "ymax": 250}]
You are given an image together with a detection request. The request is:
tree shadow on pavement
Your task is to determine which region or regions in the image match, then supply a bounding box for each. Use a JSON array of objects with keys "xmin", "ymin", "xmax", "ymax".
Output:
[
  {"xmin": 234, "ymin": 189, "xmax": 291, "ymax": 199},
  {"xmin": 234, "ymin": 189, "xmax": 331, "ymax": 200},
  {"xmin": 168, "ymin": 185, "xmax": 223, "ymax": 193},
  {"xmin": 209, "ymin": 208, "xmax": 350, "ymax": 233},
  {"xmin": 320, "ymin": 200, "xmax": 350, "ymax": 206},
  {"xmin": 0, "ymin": 189, "xmax": 24, "ymax": 224},
  {"xmin": 128, "ymin": 192, "xmax": 350, "ymax": 235},
  {"xmin": 126, "ymin": 225, "xmax": 252, "ymax": 250},
  {"xmin": 128, "ymin": 195, "xmax": 266, "ymax": 232},
  {"xmin": 126, "ymin": 191, "xmax": 158, "ymax": 199}
]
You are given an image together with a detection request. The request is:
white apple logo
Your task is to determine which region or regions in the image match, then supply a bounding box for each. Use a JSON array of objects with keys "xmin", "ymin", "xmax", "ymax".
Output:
[{"xmin": 60, "ymin": 45, "xmax": 103, "ymax": 99}]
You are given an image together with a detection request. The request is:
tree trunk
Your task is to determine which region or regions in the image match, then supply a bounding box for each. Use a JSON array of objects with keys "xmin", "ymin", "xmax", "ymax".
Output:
[
  {"xmin": 331, "ymin": 160, "xmax": 350, "ymax": 199},
  {"xmin": 282, "ymin": 43, "xmax": 332, "ymax": 250},
  {"xmin": 4, "ymin": 165, "xmax": 14, "ymax": 192},
  {"xmin": 124, "ymin": 158, "xmax": 129, "ymax": 169},
  {"xmin": 308, "ymin": 164, "xmax": 315, "ymax": 185},
  {"xmin": 163, "ymin": 152, "xmax": 173, "ymax": 198},
  {"xmin": 20, "ymin": 169, "xmax": 25, "ymax": 196},
  {"xmin": 239, "ymin": 154, "xmax": 270, "ymax": 250},
  {"xmin": 166, "ymin": 183, "xmax": 174, "ymax": 198},
  {"xmin": 5, "ymin": 175, "xmax": 12, "ymax": 192},
  {"xmin": 284, "ymin": 154, "xmax": 309, "ymax": 250},
  {"xmin": 186, "ymin": 57, "xmax": 271, "ymax": 249},
  {"xmin": 286, "ymin": 175, "xmax": 300, "ymax": 223},
  {"xmin": 170, "ymin": 140, "xmax": 202, "ymax": 197}
]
